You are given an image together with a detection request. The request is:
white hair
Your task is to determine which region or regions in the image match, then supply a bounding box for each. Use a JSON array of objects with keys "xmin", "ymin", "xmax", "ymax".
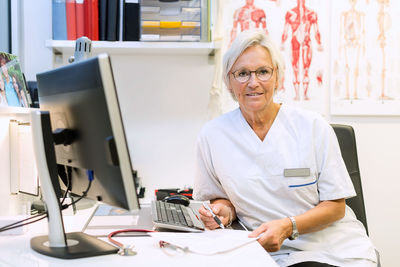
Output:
[{"xmin": 222, "ymin": 30, "xmax": 285, "ymax": 99}]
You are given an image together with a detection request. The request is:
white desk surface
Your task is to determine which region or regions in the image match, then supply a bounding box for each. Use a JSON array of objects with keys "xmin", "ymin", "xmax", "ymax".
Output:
[{"xmin": 0, "ymin": 204, "xmax": 278, "ymax": 267}]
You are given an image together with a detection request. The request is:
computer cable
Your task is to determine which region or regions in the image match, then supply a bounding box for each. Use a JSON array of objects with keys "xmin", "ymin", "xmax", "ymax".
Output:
[
  {"xmin": 60, "ymin": 166, "xmax": 71, "ymax": 205},
  {"xmin": 65, "ymin": 177, "xmax": 92, "ymax": 208},
  {"xmin": 0, "ymin": 212, "xmax": 48, "ymax": 233},
  {"xmin": 60, "ymin": 169, "xmax": 93, "ymax": 210},
  {"xmin": 1, "ymin": 170, "xmax": 93, "ymax": 233}
]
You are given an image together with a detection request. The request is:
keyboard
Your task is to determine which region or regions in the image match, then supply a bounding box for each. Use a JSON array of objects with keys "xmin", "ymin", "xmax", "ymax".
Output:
[{"xmin": 151, "ymin": 200, "xmax": 205, "ymax": 232}]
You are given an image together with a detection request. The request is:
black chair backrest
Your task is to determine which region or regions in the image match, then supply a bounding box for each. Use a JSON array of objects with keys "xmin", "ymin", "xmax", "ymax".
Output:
[{"xmin": 331, "ymin": 124, "xmax": 369, "ymax": 235}]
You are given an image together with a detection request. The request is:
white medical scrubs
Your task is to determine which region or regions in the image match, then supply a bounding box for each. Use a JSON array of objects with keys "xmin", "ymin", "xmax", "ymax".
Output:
[{"xmin": 193, "ymin": 105, "xmax": 377, "ymax": 267}]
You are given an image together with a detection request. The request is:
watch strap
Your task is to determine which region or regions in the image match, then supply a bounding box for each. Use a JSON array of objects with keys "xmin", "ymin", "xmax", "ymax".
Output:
[{"xmin": 288, "ymin": 216, "xmax": 299, "ymax": 240}]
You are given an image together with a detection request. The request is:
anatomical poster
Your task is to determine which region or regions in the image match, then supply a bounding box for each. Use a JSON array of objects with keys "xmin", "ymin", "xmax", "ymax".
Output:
[{"xmin": 330, "ymin": 0, "xmax": 400, "ymax": 115}]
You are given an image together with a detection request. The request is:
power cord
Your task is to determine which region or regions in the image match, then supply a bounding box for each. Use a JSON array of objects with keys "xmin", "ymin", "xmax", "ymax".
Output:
[
  {"xmin": 0, "ymin": 169, "xmax": 93, "ymax": 233},
  {"xmin": 60, "ymin": 166, "xmax": 72, "ymax": 206},
  {"xmin": 0, "ymin": 212, "xmax": 48, "ymax": 233}
]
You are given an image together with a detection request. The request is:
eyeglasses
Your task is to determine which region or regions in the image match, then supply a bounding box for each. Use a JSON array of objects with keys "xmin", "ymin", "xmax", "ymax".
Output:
[{"xmin": 231, "ymin": 66, "xmax": 274, "ymax": 83}]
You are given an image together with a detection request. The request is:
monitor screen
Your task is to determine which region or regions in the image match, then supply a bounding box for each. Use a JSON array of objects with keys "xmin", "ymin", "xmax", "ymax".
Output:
[{"xmin": 36, "ymin": 54, "xmax": 139, "ymax": 211}]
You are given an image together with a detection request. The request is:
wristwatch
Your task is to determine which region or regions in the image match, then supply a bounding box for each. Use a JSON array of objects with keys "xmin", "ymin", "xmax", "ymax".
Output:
[{"xmin": 288, "ymin": 216, "xmax": 299, "ymax": 240}]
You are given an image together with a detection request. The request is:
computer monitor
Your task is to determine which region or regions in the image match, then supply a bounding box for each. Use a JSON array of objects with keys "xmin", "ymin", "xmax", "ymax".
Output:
[{"xmin": 30, "ymin": 54, "xmax": 140, "ymax": 259}]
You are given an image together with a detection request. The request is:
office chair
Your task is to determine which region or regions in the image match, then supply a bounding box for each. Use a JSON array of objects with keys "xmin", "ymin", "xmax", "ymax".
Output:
[
  {"xmin": 331, "ymin": 124, "xmax": 381, "ymax": 266},
  {"xmin": 331, "ymin": 124, "xmax": 368, "ymax": 234}
]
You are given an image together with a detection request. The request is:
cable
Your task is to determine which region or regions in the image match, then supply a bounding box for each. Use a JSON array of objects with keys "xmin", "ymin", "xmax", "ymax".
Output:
[
  {"xmin": 65, "ymin": 179, "xmax": 92, "ymax": 208},
  {"xmin": 60, "ymin": 169, "xmax": 93, "ymax": 210},
  {"xmin": 0, "ymin": 212, "xmax": 46, "ymax": 231},
  {"xmin": 60, "ymin": 166, "xmax": 71, "ymax": 205},
  {"xmin": 0, "ymin": 213, "xmax": 48, "ymax": 233},
  {"xmin": 1, "ymin": 168, "xmax": 93, "ymax": 233}
]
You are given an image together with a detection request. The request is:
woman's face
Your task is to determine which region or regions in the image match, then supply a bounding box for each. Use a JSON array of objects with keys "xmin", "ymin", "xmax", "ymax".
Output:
[{"xmin": 228, "ymin": 45, "xmax": 278, "ymax": 115}]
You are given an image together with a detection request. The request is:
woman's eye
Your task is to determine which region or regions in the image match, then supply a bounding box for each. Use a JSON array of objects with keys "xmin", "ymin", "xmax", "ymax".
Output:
[
  {"xmin": 258, "ymin": 69, "xmax": 270, "ymax": 75},
  {"xmin": 238, "ymin": 71, "xmax": 249, "ymax": 77}
]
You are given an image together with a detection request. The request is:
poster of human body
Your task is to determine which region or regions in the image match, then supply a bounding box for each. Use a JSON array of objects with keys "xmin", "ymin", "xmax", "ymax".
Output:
[
  {"xmin": 331, "ymin": 0, "xmax": 400, "ymax": 115},
  {"xmin": 217, "ymin": 0, "xmax": 330, "ymax": 114}
]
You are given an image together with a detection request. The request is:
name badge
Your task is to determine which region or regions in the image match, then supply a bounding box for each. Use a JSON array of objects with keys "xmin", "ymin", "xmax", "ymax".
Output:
[{"xmin": 284, "ymin": 168, "xmax": 310, "ymax": 177}]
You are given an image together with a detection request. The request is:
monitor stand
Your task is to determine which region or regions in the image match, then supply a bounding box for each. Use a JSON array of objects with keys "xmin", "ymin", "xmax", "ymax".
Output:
[{"xmin": 30, "ymin": 110, "xmax": 118, "ymax": 259}]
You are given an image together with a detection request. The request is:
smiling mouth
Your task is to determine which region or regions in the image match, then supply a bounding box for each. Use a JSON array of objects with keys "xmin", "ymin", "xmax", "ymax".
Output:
[{"xmin": 246, "ymin": 92, "xmax": 263, "ymax": 96}]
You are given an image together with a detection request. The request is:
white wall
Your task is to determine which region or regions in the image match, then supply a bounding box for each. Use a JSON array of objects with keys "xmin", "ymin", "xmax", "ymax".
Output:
[
  {"xmin": 2, "ymin": 0, "xmax": 398, "ymax": 266},
  {"xmin": 110, "ymin": 54, "xmax": 214, "ymax": 196}
]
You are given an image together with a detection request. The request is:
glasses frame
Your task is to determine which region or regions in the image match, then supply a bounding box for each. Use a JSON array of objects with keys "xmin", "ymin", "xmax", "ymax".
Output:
[{"xmin": 230, "ymin": 66, "xmax": 274, "ymax": 83}]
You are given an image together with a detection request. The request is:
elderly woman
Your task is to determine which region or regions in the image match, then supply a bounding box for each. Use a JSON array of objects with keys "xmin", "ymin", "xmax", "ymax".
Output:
[{"xmin": 193, "ymin": 30, "xmax": 377, "ymax": 267}]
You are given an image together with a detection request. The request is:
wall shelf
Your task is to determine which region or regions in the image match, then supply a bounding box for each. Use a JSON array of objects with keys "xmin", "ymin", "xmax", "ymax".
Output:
[
  {"xmin": 0, "ymin": 107, "xmax": 35, "ymax": 115},
  {"xmin": 45, "ymin": 40, "xmax": 217, "ymax": 56}
]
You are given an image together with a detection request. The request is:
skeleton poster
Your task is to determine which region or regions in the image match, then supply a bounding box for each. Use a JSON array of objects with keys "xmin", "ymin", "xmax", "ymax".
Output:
[{"xmin": 331, "ymin": 0, "xmax": 400, "ymax": 115}]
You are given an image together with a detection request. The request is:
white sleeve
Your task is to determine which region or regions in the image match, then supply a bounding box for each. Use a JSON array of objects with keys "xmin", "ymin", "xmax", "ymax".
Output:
[
  {"xmin": 314, "ymin": 117, "xmax": 356, "ymax": 201},
  {"xmin": 192, "ymin": 133, "xmax": 229, "ymax": 201}
]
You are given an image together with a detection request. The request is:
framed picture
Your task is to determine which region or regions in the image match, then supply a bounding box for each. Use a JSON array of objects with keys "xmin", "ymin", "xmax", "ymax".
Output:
[{"xmin": 0, "ymin": 52, "xmax": 31, "ymax": 108}]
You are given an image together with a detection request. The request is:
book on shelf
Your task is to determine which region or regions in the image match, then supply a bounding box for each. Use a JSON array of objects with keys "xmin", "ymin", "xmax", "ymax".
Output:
[
  {"xmin": 66, "ymin": 0, "xmax": 77, "ymax": 40},
  {"xmin": 124, "ymin": 0, "xmax": 140, "ymax": 41},
  {"xmin": 106, "ymin": 0, "xmax": 120, "ymax": 41},
  {"xmin": 52, "ymin": 0, "xmax": 67, "ymax": 40},
  {"xmin": 76, "ymin": 0, "xmax": 85, "ymax": 38},
  {"xmin": 99, "ymin": 0, "xmax": 107, "ymax": 40}
]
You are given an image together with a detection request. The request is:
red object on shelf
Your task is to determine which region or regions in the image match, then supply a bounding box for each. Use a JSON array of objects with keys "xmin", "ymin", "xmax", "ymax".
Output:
[
  {"xmin": 91, "ymin": 0, "xmax": 99, "ymax": 40},
  {"xmin": 66, "ymin": 0, "xmax": 77, "ymax": 40},
  {"xmin": 76, "ymin": 0, "xmax": 85, "ymax": 38}
]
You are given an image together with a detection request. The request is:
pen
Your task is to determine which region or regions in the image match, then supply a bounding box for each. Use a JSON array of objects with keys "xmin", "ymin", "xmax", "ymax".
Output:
[{"xmin": 202, "ymin": 202, "xmax": 225, "ymax": 229}]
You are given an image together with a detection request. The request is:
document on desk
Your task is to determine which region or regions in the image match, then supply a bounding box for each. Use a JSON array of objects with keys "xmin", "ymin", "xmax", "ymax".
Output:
[{"xmin": 150, "ymin": 229, "xmax": 259, "ymax": 255}]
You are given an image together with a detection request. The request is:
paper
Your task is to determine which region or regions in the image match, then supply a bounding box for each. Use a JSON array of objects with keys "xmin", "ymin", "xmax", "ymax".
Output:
[
  {"xmin": 150, "ymin": 229, "xmax": 258, "ymax": 255},
  {"xmin": 83, "ymin": 204, "xmax": 154, "ymax": 237}
]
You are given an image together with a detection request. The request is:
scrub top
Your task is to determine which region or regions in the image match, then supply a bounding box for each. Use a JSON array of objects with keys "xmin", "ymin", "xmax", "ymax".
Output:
[{"xmin": 193, "ymin": 104, "xmax": 377, "ymax": 267}]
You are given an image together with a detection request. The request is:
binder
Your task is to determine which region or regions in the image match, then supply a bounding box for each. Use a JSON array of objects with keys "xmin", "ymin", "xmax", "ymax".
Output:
[
  {"xmin": 52, "ymin": 0, "xmax": 67, "ymax": 40},
  {"xmin": 118, "ymin": 0, "xmax": 124, "ymax": 41},
  {"xmin": 91, "ymin": 0, "xmax": 100, "ymax": 40},
  {"xmin": 99, "ymin": 0, "xmax": 108, "ymax": 40},
  {"xmin": 106, "ymin": 0, "xmax": 119, "ymax": 41},
  {"xmin": 66, "ymin": 0, "xmax": 77, "ymax": 40},
  {"xmin": 123, "ymin": 0, "xmax": 140, "ymax": 41},
  {"xmin": 84, "ymin": 0, "xmax": 92, "ymax": 39},
  {"xmin": 76, "ymin": 0, "xmax": 85, "ymax": 38}
]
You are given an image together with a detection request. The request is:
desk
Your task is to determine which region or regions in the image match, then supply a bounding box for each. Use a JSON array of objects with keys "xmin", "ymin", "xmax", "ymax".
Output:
[{"xmin": 0, "ymin": 205, "xmax": 278, "ymax": 267}]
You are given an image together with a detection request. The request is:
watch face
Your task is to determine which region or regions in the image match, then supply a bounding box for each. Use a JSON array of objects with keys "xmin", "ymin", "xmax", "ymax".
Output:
[{"xmin": 289, "ymin": 232, "xmax": 298, "ymax": 240}]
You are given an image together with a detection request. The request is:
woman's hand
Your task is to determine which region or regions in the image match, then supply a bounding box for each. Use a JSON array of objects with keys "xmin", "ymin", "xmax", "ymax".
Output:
[
  {"xmin": 248, "ymin": 218, "xmax": 292, "ymax": 252},
  {"xmin": 198, "ymin": 202, "xmax": 232, "ymax": 230}
]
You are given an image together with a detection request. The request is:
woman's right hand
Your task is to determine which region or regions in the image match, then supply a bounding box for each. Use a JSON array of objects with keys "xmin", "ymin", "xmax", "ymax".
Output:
[{"xmin": 198, "ymin": 202, "xmax": 232, "ymax": 230}]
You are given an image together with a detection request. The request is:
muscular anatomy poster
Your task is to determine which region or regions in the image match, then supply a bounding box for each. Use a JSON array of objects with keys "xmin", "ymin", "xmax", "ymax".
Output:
[
  {"xmin": 219, "ymin": 0, "xmax": 330, "ymax": 114},
  {"xmin": 331, "ymin": 0, "xmax": 400, "ymax": 115}
]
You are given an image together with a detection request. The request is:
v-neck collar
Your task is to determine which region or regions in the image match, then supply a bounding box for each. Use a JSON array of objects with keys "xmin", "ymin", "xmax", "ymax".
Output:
[{"xmin": 233, "ymin": 104, "xmax": 284, "ymax": 152}]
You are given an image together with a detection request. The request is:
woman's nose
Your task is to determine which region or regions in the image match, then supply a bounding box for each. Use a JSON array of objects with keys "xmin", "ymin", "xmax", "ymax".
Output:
[{"xmin": 247, "ymin": 72, "xmax": 259, "ymax": 87}]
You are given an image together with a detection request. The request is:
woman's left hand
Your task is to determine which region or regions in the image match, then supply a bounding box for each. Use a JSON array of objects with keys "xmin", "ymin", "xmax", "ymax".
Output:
[{"xmin": 248, "ymin": 218, "xmax": 292, "ymax": 252}]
